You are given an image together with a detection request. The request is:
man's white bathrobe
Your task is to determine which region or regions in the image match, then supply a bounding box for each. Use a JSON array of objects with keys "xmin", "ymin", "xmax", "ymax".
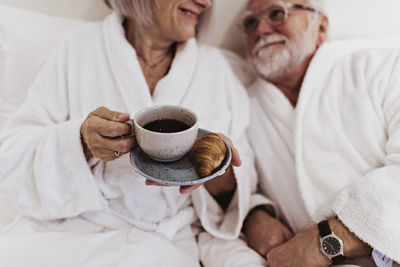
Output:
[
  {"xmin": 199, "ymin": 42, "xmax": 400, "ymax": 267},
  {"xmin": 0, "ymin": 13, "xmax": 267, "ymax": 267},
  {"xmin": 248, "ymin": 43, "xmax": 400, "ymax": 263}
]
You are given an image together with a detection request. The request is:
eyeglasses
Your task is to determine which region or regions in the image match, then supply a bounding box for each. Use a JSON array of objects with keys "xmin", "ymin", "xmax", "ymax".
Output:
[{"xmin": 239, "ymin": 1, "xmax": 318, "ymax": 35}]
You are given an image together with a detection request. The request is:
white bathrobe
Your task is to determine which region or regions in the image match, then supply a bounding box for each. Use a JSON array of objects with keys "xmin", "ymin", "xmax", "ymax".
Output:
[
  {"xmin": 248, "ymin": 43, "xmax": 400, "ymax": 263},
  {"xmin": 199, "ymin": 41, "xmax": 400, "ymax": 267},
  {"xmin": 0, "ymin": 13, "xmax": 267, "ymax": 267}
]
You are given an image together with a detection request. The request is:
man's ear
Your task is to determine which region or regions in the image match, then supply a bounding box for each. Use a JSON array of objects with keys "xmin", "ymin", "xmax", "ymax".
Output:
[{"xmin": 316, "ymin": 15, "xmax": 329, "ymax": 47}]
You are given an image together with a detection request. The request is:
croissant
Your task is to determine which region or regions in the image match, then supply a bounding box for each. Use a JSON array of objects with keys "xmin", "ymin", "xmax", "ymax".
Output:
[{"xmin": 192, "ymin": 133, "xmax": 226, "ymax": 177}]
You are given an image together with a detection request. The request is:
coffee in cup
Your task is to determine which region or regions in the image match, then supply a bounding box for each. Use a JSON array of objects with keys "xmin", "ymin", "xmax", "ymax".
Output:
[{"xmin": 128, "ymin": 105, "xmax": 198, "ymax": 162}]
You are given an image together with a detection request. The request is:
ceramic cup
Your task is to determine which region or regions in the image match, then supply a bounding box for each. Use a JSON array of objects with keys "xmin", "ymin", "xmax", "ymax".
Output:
[{"xmin": 127, "ymin": 105, "xmax": 199, "ymax": 162}]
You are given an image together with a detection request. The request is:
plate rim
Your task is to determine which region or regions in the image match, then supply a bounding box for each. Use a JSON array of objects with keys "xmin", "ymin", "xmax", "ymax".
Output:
[{"xmin": 129, "ymin": 128, "xmax": 232, "ymax": 186}]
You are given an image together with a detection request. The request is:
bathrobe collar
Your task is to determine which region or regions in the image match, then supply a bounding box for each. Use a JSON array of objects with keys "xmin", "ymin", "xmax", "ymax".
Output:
[{"xmin": 102, "ymin": 13, "xmax": 198, "ymax": 112}]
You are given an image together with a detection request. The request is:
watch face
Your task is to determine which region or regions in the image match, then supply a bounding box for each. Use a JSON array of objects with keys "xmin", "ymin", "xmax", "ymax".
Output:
[{"xmin": 321, "ymin": 237, "xmax": 341, "ymax": 256}]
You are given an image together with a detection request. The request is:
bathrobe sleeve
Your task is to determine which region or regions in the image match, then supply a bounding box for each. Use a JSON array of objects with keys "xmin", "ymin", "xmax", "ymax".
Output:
[
  {"xmin": 332, "ymin": 50, "xmax": 400, "ymax": 262},
  {"xmin": 191, "ymin": 51, "xmax": 272, "ymax": 240},
  {"xmin": 0, "ymin": 38, "xmax": 102, "ymax": 221}
]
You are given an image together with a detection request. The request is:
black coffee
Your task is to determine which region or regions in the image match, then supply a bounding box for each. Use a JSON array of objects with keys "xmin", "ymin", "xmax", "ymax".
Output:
[{"xmin": 143, "ymin": 119, "xmax": 190, "ymax": 133}]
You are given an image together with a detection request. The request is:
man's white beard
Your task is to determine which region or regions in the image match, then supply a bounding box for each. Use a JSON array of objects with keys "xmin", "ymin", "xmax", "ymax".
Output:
[{"xmin": 250, "ymin": 27, "xmax": 316, "ymax": 79}]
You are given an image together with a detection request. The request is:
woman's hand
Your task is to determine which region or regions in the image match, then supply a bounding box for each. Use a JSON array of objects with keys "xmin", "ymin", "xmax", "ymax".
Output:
[
  {"xmin": 146, "ymin": 133, "xmax": 242, "ymax": 197},
  {"xmin": 80, "ymin": 106, "xmax": 136, "ymax": 161}
]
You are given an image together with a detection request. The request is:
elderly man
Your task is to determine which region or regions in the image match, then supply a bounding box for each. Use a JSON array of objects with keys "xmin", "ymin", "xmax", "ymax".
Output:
[{"xmin": 199, "ymin": 0, "xmax": 400, "ymax": 266}]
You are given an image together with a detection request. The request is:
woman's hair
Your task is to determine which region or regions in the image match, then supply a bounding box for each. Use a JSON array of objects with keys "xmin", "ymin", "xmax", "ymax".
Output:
[{"xmin": 104, "ymin": 0, "xmax": 153, "ymax": 25}]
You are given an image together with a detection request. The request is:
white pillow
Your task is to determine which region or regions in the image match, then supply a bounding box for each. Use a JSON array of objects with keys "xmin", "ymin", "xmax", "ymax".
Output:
[
  {"xmin": 0, "ymin": 5, "xmax": 84, "ymax": 227},
  {"xmin": 0, "ymin": 5, "xmax": 82, "ymax": 129}
]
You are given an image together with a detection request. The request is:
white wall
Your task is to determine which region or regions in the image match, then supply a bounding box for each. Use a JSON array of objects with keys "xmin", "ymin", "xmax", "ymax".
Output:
[
  {"xmin": 0, "ymin": 0, "xmax": 110, "ymax": 20},
  {"xmin": 2, "ymin": 0, "xmax": 400, "ymax": 39},
  {"xmin": 324, "ymin": 0, "xmax": 400, "ymax": 40}
]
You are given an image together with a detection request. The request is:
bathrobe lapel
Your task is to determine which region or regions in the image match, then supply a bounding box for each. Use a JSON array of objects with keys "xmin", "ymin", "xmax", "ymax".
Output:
[
  {"xmin": 152, "ymin": 39, "xmax": 198, "ymax": 106},
  {"xmin": 103, "ymin": 13, "xmax": 197, "ymax": 112}
]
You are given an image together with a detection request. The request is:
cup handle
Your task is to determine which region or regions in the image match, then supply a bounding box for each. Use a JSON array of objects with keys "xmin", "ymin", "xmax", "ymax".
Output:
[{"xmin": 125, "ymin": 119, "xmax": 136, "ymax": 138}]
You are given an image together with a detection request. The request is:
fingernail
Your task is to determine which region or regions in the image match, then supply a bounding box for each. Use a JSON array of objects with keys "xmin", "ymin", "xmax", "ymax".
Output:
[{"xmin": 118, "ymin": 113, "xmax": 127, "ymax": 119}]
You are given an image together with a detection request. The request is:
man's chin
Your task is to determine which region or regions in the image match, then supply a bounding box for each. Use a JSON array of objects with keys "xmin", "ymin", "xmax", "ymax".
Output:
[{"xmin": 252, "ymin": 60, "xmax": 285, "ymax": 80}]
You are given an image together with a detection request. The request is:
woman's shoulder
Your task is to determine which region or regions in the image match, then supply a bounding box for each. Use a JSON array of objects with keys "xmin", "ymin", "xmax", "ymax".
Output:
[{"xmin": 50, "ymin": 21, "xmax": 104, "ymax": 60}]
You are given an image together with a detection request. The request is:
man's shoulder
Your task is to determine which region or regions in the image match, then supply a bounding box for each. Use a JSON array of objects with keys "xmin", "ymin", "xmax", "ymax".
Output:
[
  {"xmin": 350, "ymin": 47, "xmax": 400, "ymax": 62},
  {"xmin": 319, "ymin": 40, "xmax": 400, "ymax": 67},
  {"xmin": 333, "ymin": 46, "xmax": 400, "ymax": 81}
]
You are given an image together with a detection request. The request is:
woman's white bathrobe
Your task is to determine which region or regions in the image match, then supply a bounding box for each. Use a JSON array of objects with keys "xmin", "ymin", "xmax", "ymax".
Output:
[
  {"xmin": 247, "ymin": 43, "xmax": 400, "ymax": 263},
  {"xmin": 0, "ymin": 13, "xmax": 267, "ymax": 267}
]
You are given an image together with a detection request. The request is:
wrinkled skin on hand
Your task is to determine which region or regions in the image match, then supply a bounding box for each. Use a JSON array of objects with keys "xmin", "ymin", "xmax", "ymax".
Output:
[
  {"xmin": 80, "ymin": 106, "xmax": 135, "ymax": 162},
  {"xmin": 244, "ymin": 208, "xmax": 293, "ymax": 258},
  {"xmin": 266, "ymin": 225, "xmax": 331, "ymax": 267}
]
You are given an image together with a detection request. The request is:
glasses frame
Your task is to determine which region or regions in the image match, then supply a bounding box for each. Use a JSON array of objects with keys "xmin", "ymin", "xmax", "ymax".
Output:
[{"xmin": 239, "ymin": 1, "xmax": 319, "ymax": 35}]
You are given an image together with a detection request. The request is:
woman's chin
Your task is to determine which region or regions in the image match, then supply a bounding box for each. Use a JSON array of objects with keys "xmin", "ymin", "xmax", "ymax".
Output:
[{"xmin": 174, "ymin": 30, "xmax": 196, "ymax": 42}]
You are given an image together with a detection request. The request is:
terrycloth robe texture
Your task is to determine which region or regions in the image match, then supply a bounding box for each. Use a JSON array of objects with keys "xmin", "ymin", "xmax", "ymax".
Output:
[
  {"xmin": 248, "ymin": 42, "xmax": 400, "ymax": 262},
  {"xmin": 0, "ymin": 13, "xmax": 266, "ymax": 266}
]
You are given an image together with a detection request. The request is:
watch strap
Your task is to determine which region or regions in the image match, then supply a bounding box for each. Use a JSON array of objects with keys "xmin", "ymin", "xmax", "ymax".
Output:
[
  {"xmin": 332, "ymin": 255, "xmax": 346, "ymax": 264},
  {"xmin": 318, "ymin": 220, "xmax": 332, "ymax": 237}
]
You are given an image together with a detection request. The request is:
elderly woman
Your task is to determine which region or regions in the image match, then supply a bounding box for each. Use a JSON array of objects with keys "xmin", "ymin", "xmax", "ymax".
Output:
[{"xmin": 0, "ymin": 0, "xmax": 268, "ymax": 266}]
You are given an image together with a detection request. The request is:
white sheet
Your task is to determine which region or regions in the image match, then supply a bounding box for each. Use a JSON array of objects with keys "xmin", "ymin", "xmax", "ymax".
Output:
[{"xmin": 0, "ymin": 217, "xmax": 200, "ymax": 267}]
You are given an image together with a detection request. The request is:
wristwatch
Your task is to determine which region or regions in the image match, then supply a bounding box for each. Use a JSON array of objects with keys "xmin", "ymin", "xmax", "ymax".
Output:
[{"xmin": 318, "ymin": 220, "xmax": 345, "ymax": 264}]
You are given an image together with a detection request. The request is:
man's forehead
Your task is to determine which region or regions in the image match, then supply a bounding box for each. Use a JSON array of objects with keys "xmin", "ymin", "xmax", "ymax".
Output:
[{"xmin": 247, "ymin": 0, "xmax": 307, "ymax": 12}]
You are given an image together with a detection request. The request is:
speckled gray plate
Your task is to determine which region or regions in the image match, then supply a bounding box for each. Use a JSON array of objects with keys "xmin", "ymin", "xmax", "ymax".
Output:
[{"xmin": 130, "ymin": 128, "xmax": 232, "ymax": 186}]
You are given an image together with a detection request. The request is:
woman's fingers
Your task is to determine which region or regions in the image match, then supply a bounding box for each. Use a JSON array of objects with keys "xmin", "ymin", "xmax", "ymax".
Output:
[
  {"xmin": 83, "ymin": 126, "xmax": 135, "ymax": 161},
  {"xmin": 80, "ymin": 106, "xmax": 135, "ymax": 161},
  {"xmin": 217, "ymin": 133, "xmax": 242, "ymax": 167},
  {"xmin": 145, "ymin": 180, "xmax": 204, "ymax": 194},
  {"xmin": 145, "ymin": 180, "xmax": 169, "ymax": 187},
  {"xmin": 100, "ymin": 135, "xmax": 136, "ymax": 154},
  {"xmin": 87, "ymin": 116, "xmax": 131, "ymax": 138},
  {"xmin": 89, "ymin": 148, "xmax": 120, "ymax": 162},
  {"xmin": 89, "ymin": 106, "xmax": 130, "ymax": 123}
]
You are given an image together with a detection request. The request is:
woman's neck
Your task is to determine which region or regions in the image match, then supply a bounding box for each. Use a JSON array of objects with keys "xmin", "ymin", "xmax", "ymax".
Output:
[
  {"xmin": 124, "ymin": 18, "xmax": 173, "ymax": 66},
  {"xmin": 124, "ymin": 18, "xmax": 176, "ymax": 94}
]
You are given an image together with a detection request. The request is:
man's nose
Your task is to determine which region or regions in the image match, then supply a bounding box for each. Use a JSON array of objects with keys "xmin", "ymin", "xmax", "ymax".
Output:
[
  {"xmin": 194, "ymin": 0, "xmax": 212, "ymax": 9},
  {"xmin": 255, "ymin": 19, "xmax": 274, "ymax": 36}
]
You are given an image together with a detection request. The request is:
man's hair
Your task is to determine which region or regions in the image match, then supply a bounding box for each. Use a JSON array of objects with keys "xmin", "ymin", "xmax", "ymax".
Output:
[{"xmin": 104, "ymin": 0, "xmax": 153, "ymax": 25}]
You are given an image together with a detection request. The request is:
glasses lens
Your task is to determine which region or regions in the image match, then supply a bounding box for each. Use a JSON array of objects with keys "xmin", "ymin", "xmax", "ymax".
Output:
[
  {"xmin": 266, "ymin": 5, "xmax": 286, "ymax": 23},
  {"xmin": 242, "ymin": 15, "xmax": 259, "ymax": 35}
]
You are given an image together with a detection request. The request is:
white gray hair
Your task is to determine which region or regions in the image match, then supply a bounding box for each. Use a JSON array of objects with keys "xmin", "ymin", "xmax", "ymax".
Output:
[
  {"xmin": 307, "ymin": 0, "xmax": 326, "ymax": 15},
  {"xmin": 104, "ymin": 0, "xmax": 153, "ymax": 26},
  {"xmin": 305, "ymin": 0, "xmax": 327, "ymax": 25}
]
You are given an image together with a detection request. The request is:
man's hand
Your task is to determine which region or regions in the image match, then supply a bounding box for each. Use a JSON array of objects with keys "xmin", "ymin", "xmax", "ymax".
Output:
[
  {"xmin": 243, "ymin": 208, "xmax": 293, "ymax": 258},
  {"xmin": 266, "ymin": 225, "xmax": 331, "ymax": 267},
  {"xmin": 80, "ymin": 106, "xmax": 135, "ymax": 161},
  {"xmin": 266, "ymin": 218, "xmax": 373, "ymax": 267}
]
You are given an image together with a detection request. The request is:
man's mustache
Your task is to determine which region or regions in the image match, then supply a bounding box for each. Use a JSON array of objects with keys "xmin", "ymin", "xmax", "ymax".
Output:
[{"xmin": 253, "ymin": 35, "xmax": 288, "ymax": 57}]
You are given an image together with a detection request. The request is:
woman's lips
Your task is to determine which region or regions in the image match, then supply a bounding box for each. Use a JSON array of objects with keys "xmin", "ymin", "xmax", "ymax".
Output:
[{"xmin": 179, "ymin": 7, "xmax": 199, "ymax": 23}]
